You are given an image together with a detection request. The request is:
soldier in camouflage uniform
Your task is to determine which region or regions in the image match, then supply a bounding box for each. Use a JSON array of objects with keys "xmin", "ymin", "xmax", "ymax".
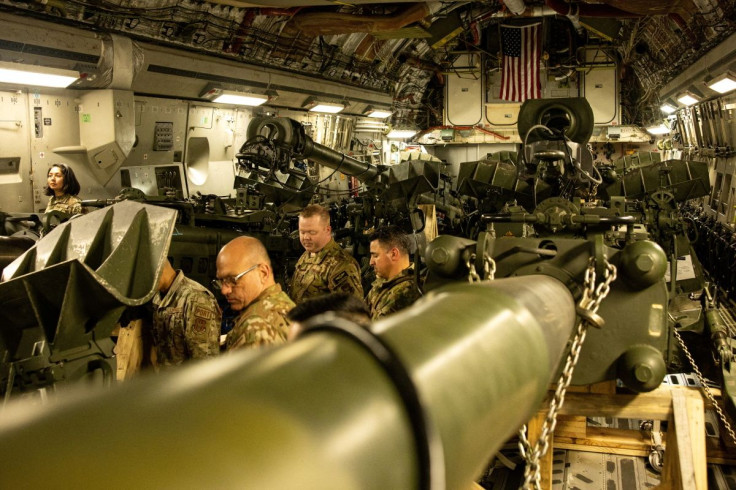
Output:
[
  {"xmin": 151, "ymin": 259, "xmax": 221, "ymax": 367},
  {"xmin": 44, "ymin": 163, "xmax": 83, "ymax": 215},
  {"xmin": 365, "ymin": 225, "xmax": 421, "ymax": 319},
  {"xmin": 215, "ymin": 236, "xmax": 295, "ymax": 351},
  {"xmin": 290, "ymin": 204, "xmax": 363, "ymax": 303}
]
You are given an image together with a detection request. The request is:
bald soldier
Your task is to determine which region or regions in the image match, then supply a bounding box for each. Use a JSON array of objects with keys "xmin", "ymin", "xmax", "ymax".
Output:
[
  {"xmin": 290, "ymin": 204, "xmax": 363, "ymax": 303},
  {"xmin": 151, "ymin": 259, "xmax": 221, "ymax": 367},
  {"xmin": 366, "ymin": 225, "xmax": 421, "ymax": 319},
  {"xmin": 215, "ymin": 236, "xmax": 295, "ymax": 350}
]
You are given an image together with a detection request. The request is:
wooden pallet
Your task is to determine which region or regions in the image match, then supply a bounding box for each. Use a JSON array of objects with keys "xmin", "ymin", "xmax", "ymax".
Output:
[{"xmin": 526, "ymin": 383, "xmax": 714, "ymax": 489}]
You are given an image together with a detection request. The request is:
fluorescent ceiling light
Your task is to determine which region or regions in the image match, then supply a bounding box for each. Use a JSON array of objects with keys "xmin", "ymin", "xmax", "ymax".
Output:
[
  {"xmin": 0, "ymin": 61, "xmax": 79, "ymax": 88},
  {"xmin": 645, "ymin": 124, "xmax": 669, "ymax": 135},
  {"xmin": 365, "ymin": 107, "xmax": 393, "ymax": 119},
  {"xmin": 386, "ymin": 129, "xmax": 417, "ymax": 139},
  {"xmin": 677, "ymin": 92, "xmax": 699, "ymax": 106},
  {"xmin": 212, "ymin": 93, "xmax": 268, "ymax": 106},
  {"xmin": 303, "ymin": 96, "xmax": 345, "ymax": 114},
  {"xmin": 707, "ymin": 71, "xmax": 736, "ymax": 94},
  {"xmin": 660, "ymin": 103, "xmax": 677, "ymax": 114},
  {"xmin": 310, "ymin": 102, "xmax": 344, "ymax": 113},
  {"xmin": 200, "ymin": 85, "xmax": 269, "ymax": 106}
]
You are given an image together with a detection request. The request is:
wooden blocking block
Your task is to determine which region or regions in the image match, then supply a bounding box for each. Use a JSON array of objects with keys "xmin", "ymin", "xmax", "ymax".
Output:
[
  {"xmin": 658, "ymin": 389, "xmax": 706, "ymax": 490},
  {"xmin": 555, "ymin": 426, "xmax": 651, "ymax": 456},
  {"xmin": 554, "ymin": 415, "xmax": 588, "ymax": 439},
  {"xmin": 418, "ymin": 204, "xmax": 438, "ymax": 242},
  {"xmin": 567, "ymin": 380, "xmax": 617, "ymax": 394},
  {"xmin": 115, "ymin": 319, "xmax": 154, "ymax": 380}
]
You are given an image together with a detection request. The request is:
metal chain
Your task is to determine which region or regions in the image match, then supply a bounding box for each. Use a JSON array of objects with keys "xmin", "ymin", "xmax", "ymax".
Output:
[
  {"xmin": 673, "ymin": 328, "xmax": 736, "ymax": 446},
  {"xmin": 466, "ymin": 252, "xmax": 496, "ymax": 283},
  {"xmin": 484, "ymin": 254, "xmax": 496, "ymax": 281},
  {"xmin": 517, "ymin": 257, "xmax": 617, "ymax": 490},
  {"xmin": 465, "ymin": 253, "xmax": 481, "ymax": 283}
]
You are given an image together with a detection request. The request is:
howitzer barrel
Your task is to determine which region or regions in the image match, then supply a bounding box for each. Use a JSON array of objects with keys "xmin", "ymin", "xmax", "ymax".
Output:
[
  {"xmin": 302, "ymin": 138, "xmax": 380, "ymax": 180},
  {"xmin": 0, "ymin": 276, "xmax": 576, "ymax": 489},
  {"xmin": 246, "ymin": 116, "xmax": 381, "ymax": 181}
]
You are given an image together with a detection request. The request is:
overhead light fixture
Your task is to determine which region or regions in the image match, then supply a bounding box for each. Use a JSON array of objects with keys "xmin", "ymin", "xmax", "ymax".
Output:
[
  {"xmin": 0, "ymin": 61, "xmax": 79, "ymax": 88},
  {"xmin": 364, "ymin": 106, "xmax": 393, "ymax": 119},
  {"xmin": 677, "ymin": 91, "xmax": 700, "ymax": 106},
  {"xmin": 707, "ymin": 71, "xmax": 736, "ymax": 94},
  {"xmin": 386, "ymin": 129, "xmax": 417, "ymax": 139},
  {"xmin": 355, "ymin": 118, "xmax": 388, "ymax": 133},
  {"xmin": 200, "ymin": 85, "xmax": 270, "ymax": 106},
  {"xmin": 645, "ymin": 124, "xmax": 670, "ymax": 135},
  {"xmin": 660, "ymin": 102, "xmax": 677, "ymax": 114},
  {"xmin": 303, "ymin": 97, "xmax": 345, "ymax": 114}
]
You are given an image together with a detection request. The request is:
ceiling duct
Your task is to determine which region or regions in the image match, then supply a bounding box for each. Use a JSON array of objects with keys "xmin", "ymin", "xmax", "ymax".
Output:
[{"xmin": 73, "ymin": 34, "xmax": 143, "ymax": 90}]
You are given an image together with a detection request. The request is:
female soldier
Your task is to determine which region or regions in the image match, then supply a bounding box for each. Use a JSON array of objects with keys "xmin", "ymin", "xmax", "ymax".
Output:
[{"xmin": 44, "ymin": 163, "xmax": 82, "ymax": 214}]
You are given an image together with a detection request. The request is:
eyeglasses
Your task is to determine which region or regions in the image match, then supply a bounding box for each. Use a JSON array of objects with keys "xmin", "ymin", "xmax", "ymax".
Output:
[{"xmin": 212, "ymin": 263, "xmax": 259, "ymax": 289}]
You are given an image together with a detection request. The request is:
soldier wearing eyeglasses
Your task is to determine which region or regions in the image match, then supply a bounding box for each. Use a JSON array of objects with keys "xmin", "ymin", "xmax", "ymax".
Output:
[
  {"xmin": 290, "ymin": 204, "xmax": 363, "ymax": 304},
  {"xmin": 215, "ymin": 236, "xmax": 295, "ymax": 351},
  {"xmin": 151, "ymin": 259, "xmax": 221, "ymax": 367}
]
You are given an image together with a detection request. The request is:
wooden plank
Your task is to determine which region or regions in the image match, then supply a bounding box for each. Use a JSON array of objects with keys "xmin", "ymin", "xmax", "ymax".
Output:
[
  {"xmin": 115, "ymin": 319, "xmax": 144, "ymax": 381},
  {"xmin": 658, "ymin": 389, "xmax": 706, "ymax": 490},
  {"xmin": 115, "ymin": 318, "xmax": 155, "ymax": 380},
  {"xmin": 418, "ymin": 204, "xmax": 438, "ymax": 242},
  {"xmin": 567, "ymin": 380, "xmax": 617, "ymax": 394},
  {"xmin": 557, "ymin": 386, "xmax": 677, "ymax": 420},
  {"xmin": 671, "ymin": 390, "xmax": 696, "ymax": 489},
  {"xmin": 554, "ymin": 415, "xmax": 587, "ymax": 439},
  {"xmin": 683, "ymin": 389, "xmax": 707, "ymax": 489},
  {"xmin": 554, "ymin": 442, "xmax": 649, "ymax": 457},
  {"xmin": 554, "ymin": 426, "xmax": 651, "ymax": 454},
  {"xmin": 658, "ymin": 409, "xmax": 679, "ymax": 490}
]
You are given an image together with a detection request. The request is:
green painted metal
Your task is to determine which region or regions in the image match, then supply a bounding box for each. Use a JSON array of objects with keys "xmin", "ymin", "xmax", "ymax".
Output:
[
  {"xmin": 0, "ymin": 275, "xmax": 575, "ymax": 489},
  {"xmin": 0, "ymin": 201, "xmax": 177, "ymax": 397}
]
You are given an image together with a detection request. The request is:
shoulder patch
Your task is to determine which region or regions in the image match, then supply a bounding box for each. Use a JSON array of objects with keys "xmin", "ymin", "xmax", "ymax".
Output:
[
  {"xmin": 192, "ymin": 317, "xmax": 207, "ymax": 334},
  {"xmin": 193, "ymin": 305, "xmax": 214, "ymax": 320}
]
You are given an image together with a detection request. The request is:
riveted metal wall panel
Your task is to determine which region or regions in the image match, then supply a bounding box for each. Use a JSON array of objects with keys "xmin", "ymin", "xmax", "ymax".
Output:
[{"xmin": 0, "ymin": 90, "xmax": 31, "ymax": 212}]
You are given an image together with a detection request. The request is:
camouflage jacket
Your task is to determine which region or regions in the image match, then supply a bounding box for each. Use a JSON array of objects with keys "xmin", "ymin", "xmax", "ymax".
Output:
[
  {"xmin": 225, "ymin": 284, "xmax": 295, "ymax": 351},
  {"xmin": 45, "ymin": 194, "xmax": 82, "ymax": 215},
  {"xmin": 290, "ymin": 239, "xmax": 363, "ymax": 303},
  {"xmin": 366, "ymin": 266, "xmax": 421, "ymax": 320},
  {"xmin": 151, "ymin": 271, "xmax": 222, "ymax": 366}
]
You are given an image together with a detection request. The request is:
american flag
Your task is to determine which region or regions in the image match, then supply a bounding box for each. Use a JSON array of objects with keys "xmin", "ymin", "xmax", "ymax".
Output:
[{"xmin": 499, "ymin": 23, "xmax": 542, "ymax": 102}]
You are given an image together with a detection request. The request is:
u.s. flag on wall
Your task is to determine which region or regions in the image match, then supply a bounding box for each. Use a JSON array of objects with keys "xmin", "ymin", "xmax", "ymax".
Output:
[{"xmin": 499, "ymin": 23, "xmax": 542, "ymax": 102}]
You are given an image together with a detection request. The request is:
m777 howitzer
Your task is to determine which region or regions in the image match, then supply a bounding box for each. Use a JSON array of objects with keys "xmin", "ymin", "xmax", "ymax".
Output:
[
  {"xmin": 0, "ymin": 202, "xmax": 672, "ymax": 488},
  {"xmin": 238, "ymin": 116, "xmax": 446, "ymax": 248},
  {"xmin": 455, "ymin": 98, "xmax": 735, "ymax": 428},
  {"xmin": 239, "ymin": 116, "xmax": 441, "ymax": 207},
  {"xmin": 0, "ymin": 197, "xmax": 707, "ymax": 488}
]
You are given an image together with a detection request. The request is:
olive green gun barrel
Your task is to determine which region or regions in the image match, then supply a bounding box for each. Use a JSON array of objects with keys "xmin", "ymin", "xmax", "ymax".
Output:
[
  {"xmin": 246, "ymin": 116, "xmax": 380, "ymax": 180},
  {"xmin": 0, "ymin": 276, "xmax": 576, "ymax": 489},
  {"xmin": 302, "ymin": 137, "xmax": 380, "ymax": 180}
]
